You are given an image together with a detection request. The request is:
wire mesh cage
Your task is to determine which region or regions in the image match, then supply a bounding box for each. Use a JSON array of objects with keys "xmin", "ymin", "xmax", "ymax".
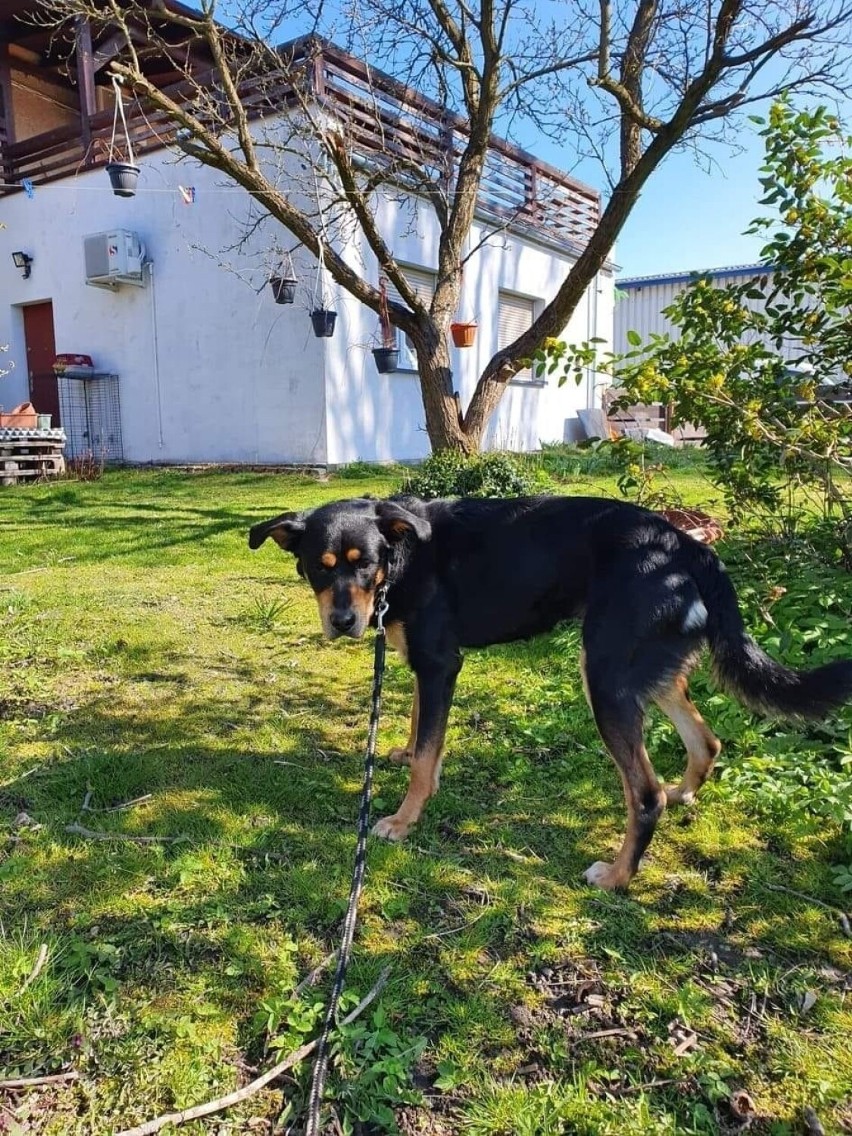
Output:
[{"xmin": 58, "ymin": 374, "xmax": 124, "ymax": 462}]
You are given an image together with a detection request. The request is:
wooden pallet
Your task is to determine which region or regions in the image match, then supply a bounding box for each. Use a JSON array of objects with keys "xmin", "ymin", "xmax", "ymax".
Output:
[
  {"xmin": 0, "ymin": 435, "xmax": 66, "ymax": 485},
  {"xmin": 604, "ymin": 390, "xmax": 706, "ymax": 445}
]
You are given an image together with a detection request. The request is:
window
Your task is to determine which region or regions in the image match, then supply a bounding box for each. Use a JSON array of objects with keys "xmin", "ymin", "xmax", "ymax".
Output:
[
  {"xmin": 498, "ymin": 290, "xmax": 537, "ymax": 383},
  {"xmin": 386, "ymin": 266, "xmax": 436, "ymax": 371}
]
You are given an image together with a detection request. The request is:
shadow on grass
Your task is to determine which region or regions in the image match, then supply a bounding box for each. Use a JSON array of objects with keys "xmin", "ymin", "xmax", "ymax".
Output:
[{"xmin": 2, "ymin": 562, "xmax": 850, "ymax": 1132}]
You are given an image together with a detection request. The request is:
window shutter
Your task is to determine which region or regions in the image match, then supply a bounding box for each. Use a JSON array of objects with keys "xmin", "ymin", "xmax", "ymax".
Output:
[{"xmin": 498, "ymin": 291, "xmax": 536, "ymax": 382}]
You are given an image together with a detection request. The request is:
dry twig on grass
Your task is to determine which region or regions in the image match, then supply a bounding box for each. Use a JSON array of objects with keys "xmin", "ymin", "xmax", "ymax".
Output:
[
  {"xmin": 20, "ymin": 944, "xmax": 48, "ymax": 992},
  {"xmin": 763, "ymin": 883, "xmax": 851, "ymax": 939},
  {"xmin": 115, "ymin": 966, "xmax": 391, "ymax": 1136},
  {"xmin": 0, "ymin": 1071, "xmax": 79, "ymax": 1090}
]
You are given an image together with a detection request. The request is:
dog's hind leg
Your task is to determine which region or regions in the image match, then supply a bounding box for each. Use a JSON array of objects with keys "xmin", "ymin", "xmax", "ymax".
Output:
[
  {"xmin": 582, "ymin": 669, "xmax": 667, "ymax": 891},
  {"xmin": 653, "ymin": 675, "xmax": 721, "ymax": 806},
  {"xmin": 387, "ymin": 678, "xmax": 418, "ymax": 767}
]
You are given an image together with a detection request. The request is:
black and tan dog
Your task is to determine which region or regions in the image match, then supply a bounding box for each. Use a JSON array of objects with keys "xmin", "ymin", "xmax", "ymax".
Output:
[{"xmin": 249, "ymin": 495, "xmax": 852, "ymax": 890}]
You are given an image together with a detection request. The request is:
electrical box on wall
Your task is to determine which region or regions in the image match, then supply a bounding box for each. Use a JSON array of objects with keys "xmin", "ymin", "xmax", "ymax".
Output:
[{"xmin": 84, "ymin": 231, "xmax": 147, "ymax": 289}]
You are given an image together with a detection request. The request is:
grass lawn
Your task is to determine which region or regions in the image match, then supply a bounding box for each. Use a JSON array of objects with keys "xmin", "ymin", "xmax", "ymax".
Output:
[{"xmin": 1, "ymin": 464, "xmax": 851, "ymax": 1135}]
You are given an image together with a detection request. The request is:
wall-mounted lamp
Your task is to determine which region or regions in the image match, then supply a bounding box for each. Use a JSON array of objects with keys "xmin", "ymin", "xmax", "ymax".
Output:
[{"xmin": 12, "ymin": 251, "xmax": 33, "ymax": 279}]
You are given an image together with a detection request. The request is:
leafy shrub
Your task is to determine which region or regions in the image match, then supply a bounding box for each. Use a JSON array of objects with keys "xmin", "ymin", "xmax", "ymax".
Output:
[
  {"xmin": 537, "ymin": 101, "xmax": 852, "ymax": 541},
  {"xmin": 401, "ymin": 450, "xmax": 552, "ymax": 499},
  {"xmin": 703, "ymin": 535, "xmax": 852, "ymax": 850}
]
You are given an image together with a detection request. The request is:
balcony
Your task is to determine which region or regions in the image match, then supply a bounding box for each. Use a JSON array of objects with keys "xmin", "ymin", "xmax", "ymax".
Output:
[{"xmin": 0, "ymin": 36, "xmax": 600, "ymax": 254}]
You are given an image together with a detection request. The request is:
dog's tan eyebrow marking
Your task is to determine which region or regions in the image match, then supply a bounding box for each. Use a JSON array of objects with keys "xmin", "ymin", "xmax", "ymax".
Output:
[
  {"xmin": 346, "ymin": 548, "xmax": 363, "ymax": 563},
  {"xmin": 321, "ymin": 552, "xmax": 337, "ymax": 568}
]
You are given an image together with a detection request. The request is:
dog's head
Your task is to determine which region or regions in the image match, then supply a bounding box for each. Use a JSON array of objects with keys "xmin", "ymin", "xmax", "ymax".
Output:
[{"xmin": 249, "ymin": 497, "xmax": 431, "ymax": 639}]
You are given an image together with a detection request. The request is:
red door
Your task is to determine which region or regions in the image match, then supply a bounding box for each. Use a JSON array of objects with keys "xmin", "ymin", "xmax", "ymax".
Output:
[{"xmin": 23, "ymin": 301, "xmax": 60, "ymax": 426}]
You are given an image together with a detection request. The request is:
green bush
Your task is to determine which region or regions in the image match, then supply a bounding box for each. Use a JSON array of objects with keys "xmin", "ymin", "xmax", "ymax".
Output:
[{"xmin": 401, "ymin": 450, "xmax": 552, "ymax": 499}]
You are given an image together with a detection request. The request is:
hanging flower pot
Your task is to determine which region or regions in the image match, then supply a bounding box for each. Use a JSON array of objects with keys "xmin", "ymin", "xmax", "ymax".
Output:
[
  {"xmin": 309, "ymin": 242, "xmax": 337, "ymax": 337},
  {"xmin": 270, "ymin": 276, "xmax": 298, "ymax": 304},
  {"xmin": 106, "ymin": 77, "xmax": 140, "ymax": 198},
  {"xmin": 269, "ymin": 250, "xmax": 299, "ymax": 305},
  {"xmin": 370, "ymin": 277, "xmax": 398, "ymax": 372},
  {"xmin": 450, "ymin": 321, "xmax": 477, "ymax": 348},
  {"xmin": 372, "ymin": 346, "xmax": 399, "ymax": 373},
  {"xmin": 310, "ymin": 308, "xmax": 337, "ymax": 337},
  {"xmin": 106, "ymin": 161, "xmax": 140, "ymax": 198}
]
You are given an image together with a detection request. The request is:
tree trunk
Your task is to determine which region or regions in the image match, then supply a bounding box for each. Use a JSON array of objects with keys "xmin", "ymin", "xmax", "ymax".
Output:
[
  {"xmin": 411, "ymin": 321, "xmax": 476, "ymax": 453},
  {"xmin": 463, "ymin": 127, "xmax": 683, "ymax": 443}
]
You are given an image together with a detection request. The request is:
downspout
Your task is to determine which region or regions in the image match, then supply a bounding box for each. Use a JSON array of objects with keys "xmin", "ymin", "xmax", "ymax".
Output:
[
  {"xmin": 586, "ymin": 271, "xmax": 599, "ymax": 410},
  {"xmin": 146, "ymin": 260, "xmax": 165, "ymax": 450}
]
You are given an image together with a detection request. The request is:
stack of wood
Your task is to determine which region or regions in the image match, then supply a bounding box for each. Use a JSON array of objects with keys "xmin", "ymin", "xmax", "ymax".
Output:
[{"xmin": 0, "ymin": 427, "xmax": 66, "ymax": 485}]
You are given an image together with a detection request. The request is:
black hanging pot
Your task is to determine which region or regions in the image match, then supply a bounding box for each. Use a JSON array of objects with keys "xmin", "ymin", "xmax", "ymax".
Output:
[
  {"xmin": 310, "ymin": 309, "xmax": 337, "ymax": 338},
  {"xmin": 372, "ymin": 346, "xmax": 399, "ymax": 374},
  {"xmin": 106, "ymin": 162, "xmax": 140, "ymax": 198},
  {"xmin": 270, "ymin": 276, "xmax": 298, "ymax": 304}
]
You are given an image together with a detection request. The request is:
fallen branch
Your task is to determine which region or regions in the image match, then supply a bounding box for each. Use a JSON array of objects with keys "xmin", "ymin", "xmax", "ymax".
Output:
[
  {"xmin": 20, "ymin": 944, "xmax": 49, "ymax": 992},
  {"xmin": 63, "ymin": 823, "xmax": 289, "ymax": 861},
  {"xmin": 64, "ymin": 823, "xmax": 190, "ymax": 847},
  {"xmin": 293, "ymin": 952, "xmax": 337, "ymax": 999},
  {"xmin": 763, "ymin": 883, "xmax": 851, "ymax": 939},
  {"xmin": 0, "ymin": 1071, "xmax": 79, "ymax": 1090},
  {"xmin": 607, "ymin": 1077, "xmax": 677, "ymax": 1096},
  {"xmin": 115, "ymin": 966, "xmax": 391, "ymax": 1136},
  {"xmin": 84, "ymin": 793, "xmax": 154, "ymax": 814}
]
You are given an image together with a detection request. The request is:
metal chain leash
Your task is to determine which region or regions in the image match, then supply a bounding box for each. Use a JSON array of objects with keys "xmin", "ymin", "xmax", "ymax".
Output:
[{"xmin": 303, "ymin": 582, "xmax": 390, "ymax": 1136}]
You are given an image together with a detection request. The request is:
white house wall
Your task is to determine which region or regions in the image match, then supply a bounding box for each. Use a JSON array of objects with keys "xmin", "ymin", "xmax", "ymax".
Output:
[
  {"xmin": 1, "ymin": 151, "xmax": 328, "ymax": 465},
  {"xmin": 323, "ymin": 193, "xmax": 613, "ymax": 465},
  {"xmin": 2, "ymin": 122, "xmax": 612, "ymax": 465}
]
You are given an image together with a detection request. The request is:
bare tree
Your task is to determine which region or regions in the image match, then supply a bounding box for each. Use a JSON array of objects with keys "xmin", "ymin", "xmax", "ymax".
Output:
[{"xmin": 41, "ymin": 0, "xmax": 852, "ymax": 452}]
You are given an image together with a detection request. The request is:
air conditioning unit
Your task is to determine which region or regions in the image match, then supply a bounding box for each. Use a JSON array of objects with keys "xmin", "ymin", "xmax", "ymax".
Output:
[{"xmin": 84, "ymin": 230, "xmax": 147, "ymax": 289}]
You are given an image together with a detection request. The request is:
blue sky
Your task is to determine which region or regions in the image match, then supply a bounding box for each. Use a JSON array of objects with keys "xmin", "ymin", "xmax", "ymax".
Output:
[
  {"xmin": 532, "ymin": 122, "xmax": 771, "ymax": 281},
  {"xmin": 603, "ymin": 133, "xmax": 770, "ymax": 279}
]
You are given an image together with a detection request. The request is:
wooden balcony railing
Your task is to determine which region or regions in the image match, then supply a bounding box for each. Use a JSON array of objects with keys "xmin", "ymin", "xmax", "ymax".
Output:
[{"xmin": 1, "ymin": 40, "xmax": 600, "ymax": 252}]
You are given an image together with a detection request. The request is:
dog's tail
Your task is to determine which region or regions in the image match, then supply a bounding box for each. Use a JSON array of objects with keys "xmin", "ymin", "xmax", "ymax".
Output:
[{"xmin": 690, "ymin": 543, "xmax": 852, "ymax": 718}]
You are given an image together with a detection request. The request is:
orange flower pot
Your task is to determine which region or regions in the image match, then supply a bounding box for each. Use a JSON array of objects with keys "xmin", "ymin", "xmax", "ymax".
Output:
[{"xmin": 450, "ymin": 321, "xmax": 477, "ymax": 348}]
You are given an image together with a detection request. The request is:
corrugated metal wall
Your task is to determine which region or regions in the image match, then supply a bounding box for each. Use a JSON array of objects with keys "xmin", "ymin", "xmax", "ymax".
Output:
[{"xmin": 614, "ymin": 266, "xmax": 807, "ymax": 364}]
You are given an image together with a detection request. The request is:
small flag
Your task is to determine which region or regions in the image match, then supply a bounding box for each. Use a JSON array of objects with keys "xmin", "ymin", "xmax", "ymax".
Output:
[
  {"xmin": 178, "ymin": 185, "xmax": 196, "ymax": 204},
  {"xmin": 22, "ymin": 179, "xmax": 34, "ymax": 199}
]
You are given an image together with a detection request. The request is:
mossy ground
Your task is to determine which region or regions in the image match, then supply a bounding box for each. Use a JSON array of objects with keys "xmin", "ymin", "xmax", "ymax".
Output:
[{"xmin": 1, "ymin": 466, "xmax": 849, "ymax": 1134}]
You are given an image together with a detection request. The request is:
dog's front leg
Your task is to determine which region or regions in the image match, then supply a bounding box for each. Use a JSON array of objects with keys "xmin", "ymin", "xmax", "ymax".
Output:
[
  {"xmin": 387, "ymin": 678, "xmax": 418, "ymax": 766},
  {"xmin": 373, "ymin": 666, "xmax": 458, "ymax": 842}
]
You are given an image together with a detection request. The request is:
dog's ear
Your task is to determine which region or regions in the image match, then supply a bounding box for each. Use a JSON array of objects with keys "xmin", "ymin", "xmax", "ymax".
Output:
[
  {"xmin": 248, "ymin": 511, "xmax": 307, "ymax": 553},
  {"xmin": 375, "ymin": 501, "xmax": 431, "ymax": 543}
]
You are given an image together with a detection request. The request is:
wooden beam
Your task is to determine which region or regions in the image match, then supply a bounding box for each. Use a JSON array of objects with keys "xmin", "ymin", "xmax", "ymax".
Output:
[
  {"xmin": 92, "ymin": 26, "xmax": 153, "ymax": 72},
  {"xmin": 0, "ymin": 41, "xmax": 15, "ymax": 149},
  {"xmin": 75, "ymin": 17, "xmax": 96, "ymax": 153}
]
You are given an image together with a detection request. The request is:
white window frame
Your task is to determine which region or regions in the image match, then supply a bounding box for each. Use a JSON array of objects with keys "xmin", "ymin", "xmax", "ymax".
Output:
[{"xmin": 386, "ymin": 266, "xmax": 436, "ymax": 373}]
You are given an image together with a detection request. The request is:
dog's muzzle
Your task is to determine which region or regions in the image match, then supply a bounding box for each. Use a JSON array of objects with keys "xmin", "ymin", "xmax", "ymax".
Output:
[{"xmin": 329, "ymin": 609, "xmax": 359, "ymax": 637}]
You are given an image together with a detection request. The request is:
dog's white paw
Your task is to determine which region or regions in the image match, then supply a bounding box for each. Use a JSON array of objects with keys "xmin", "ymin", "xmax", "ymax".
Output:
[
  {"xmin": 386, "ymin": 747, "xmax": 412, "ymax": 766},
  {"xmin": 583, "ymin": 860, "xmax": 628, "ymax": 891},
  {"xmin": 372, "ymin": 814, "xmax": 412, "ymax": 842},
  {"xmin": 664, "ymin": 784, "xmax": 696, "ymax": 807}
]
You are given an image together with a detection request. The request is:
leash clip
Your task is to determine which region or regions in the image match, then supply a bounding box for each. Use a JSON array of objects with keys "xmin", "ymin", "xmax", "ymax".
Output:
[{"xmin": 375, "ymin": 585, "xmax": 389, "ymax": 634}]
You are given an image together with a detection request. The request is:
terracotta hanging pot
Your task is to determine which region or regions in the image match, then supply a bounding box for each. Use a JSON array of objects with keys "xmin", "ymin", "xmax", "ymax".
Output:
[{"xmin": 450, "ymin": 321, "xmax": 477, "ymax": 348}]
